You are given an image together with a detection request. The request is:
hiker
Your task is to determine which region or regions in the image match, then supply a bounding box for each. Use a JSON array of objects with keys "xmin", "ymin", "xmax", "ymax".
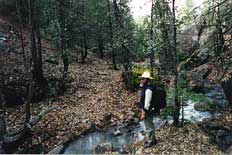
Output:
[{"xmin": 139, "ymin": 71, "xmax": 157, "ymax": 148}]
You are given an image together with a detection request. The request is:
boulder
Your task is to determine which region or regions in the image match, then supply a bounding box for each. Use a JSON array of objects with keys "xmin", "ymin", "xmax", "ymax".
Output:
[
  {"xmin": 177, "ymin": 24, "xmax": 200, "ymax": 56},
  {"xmin": 119, "ymin": 144, "xmax": 129, "ymax": 154},
  {"xmin": 225, "ymin": 145, "xmax": 232, "ymax": 155},
  {"xmin": 94, "ymin": 142, "xmax": 112, "ymax": 154},
  {"xmin": 186, "ymin": 64, "xmax": 212, "ymax": 92},
  {"xmin": 221, "ymin": 75, "xmax": 232, "ymax": 107},
  {"xmin": 198, "ymin": 27, "xmax": 216, "ymax": 47},
  {"xmin": 0, "ymin": 141, "xmax": 5, "ymax": 154},
  {"xmin": 216, "ymin": 130, "xmax": 232, "ymax": 150},
  {"xmin": 178, "ymin": 23, "xmax": 216, "ymax": 57}
]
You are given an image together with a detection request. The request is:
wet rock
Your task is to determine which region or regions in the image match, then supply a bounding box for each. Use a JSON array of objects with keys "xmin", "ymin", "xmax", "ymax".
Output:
[
  {"xmin": 200, "ymin": 119, "xmax": 232, "ymax": 151},
  {"xmin": 135, "ymin": 131, "xmax": 146, "ymax": 141},
  {"xmin": 216, "ymin": 130, "xmax": 232, "ymax": 150},
  {"xmin": 225, "ymin": 145, "xmax": 232, "ymax": 154},
  {"xmin": 113, "ymin": 128, "xmax": 122, "ymax": 136},
  {"xmin": 221, "ymin": 78, "xmax": 232, "ymax": 107},
  {"xmin": 217, "ymin": 130, "xmax": 227, "ymax": 137},
  {"xmin": 94, "ymin": 142, "xmax": 112, "ymax": 154},
  {"xmin": 182, "ymin": 101, "xmax": 189, "ymax": 106},
  {"xmin": 48, "ymin": 145, "xmax": 64, "ymax": 154},
  {"xmin": 119, "ymin": 144, "xmax": 129, "ymax": 154},
  {"xmin": 214, "ymin": 95, "xmax": 225, "ymax": 100},
  {"xmin": 0, "ymin": 141, "xmax": 5, "ymax": 154},
  {"xmin": 206, "ymin": 122, "xmax": 222, "ymax": 130},
  {"xmin": 133, "ymin": 118, "xmax": 140, "ymax": 124},
  {"xmin": 135, "ymin": 147, "xmax": 143, "ymax": 155}
]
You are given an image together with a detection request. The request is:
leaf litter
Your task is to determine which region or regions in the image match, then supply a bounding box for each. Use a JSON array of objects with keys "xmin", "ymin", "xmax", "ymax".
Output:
[{"xmin": 1, "ymin": 17, "xmax": 230, "ymax": 154}]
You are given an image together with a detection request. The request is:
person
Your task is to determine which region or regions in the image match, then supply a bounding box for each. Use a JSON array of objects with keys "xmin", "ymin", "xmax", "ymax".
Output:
[{"xmin": 139, "ymin": 71, "xmax": 157, "ymax": 148}]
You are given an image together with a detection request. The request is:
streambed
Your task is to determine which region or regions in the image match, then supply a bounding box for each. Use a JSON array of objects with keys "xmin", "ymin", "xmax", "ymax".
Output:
[{"xmin": 63, "ymin": 83, "xmax": 229, "ymax": 154}]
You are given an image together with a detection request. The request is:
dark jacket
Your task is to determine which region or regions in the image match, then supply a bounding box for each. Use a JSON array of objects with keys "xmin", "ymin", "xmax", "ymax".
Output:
[{"xmin": 140, "ymin": 84, "xmax": 154, "ymax": 112}]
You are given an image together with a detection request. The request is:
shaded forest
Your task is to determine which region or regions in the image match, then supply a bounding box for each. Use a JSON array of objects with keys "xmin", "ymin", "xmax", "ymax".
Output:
[{"xmin": 0, "ymin": 0, "xmax": 231, "ymax": 154}]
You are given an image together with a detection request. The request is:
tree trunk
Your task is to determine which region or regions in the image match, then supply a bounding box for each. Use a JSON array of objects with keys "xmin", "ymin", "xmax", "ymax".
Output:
[
  {"xmin": 35, "ymin": 27, "xmax": 44, "ymax": 83},
  {"xmin": 16, "ymin": 0, "xmax": 26, "ymax": 68},
  {"xmin": 0, "ymin": 80, "xmax": 6, "ymax": 153},
  {"xmin": 150, "ymin": 0, "xmax": 155, "ymax": 76},
  {"xmin": 58, "ymin": 0, "xmax": 69, "ymax": 80},
  {"xmin": 81, "ymin": 33, "xmax": 88, "ymax": 63},
  {"xmin": 107, "ymin": 0, "xmax": 117, "ymax": 70},
  {"xmin": 113, "ymin": 0, "xmax": 133, "ymax": 90},
  {"xmin": 28, "ymin": 0, "xmax": 38, "ymax": 81},
  {"xmin": 28, "ymin": 0, "xmax": 46, "ymax": 85},
  {"xmin": 122, "ymin": 44, "xmax": 134, "ymax": 91},
  {"xmin": 98, "ymin": 35, "xmax": 104, "ymax": 59},
  {"xmin": 0, "ymin": 87, "xmax": 6, "ymax": 141},
  {"xmin": 215, "ymin": 5, "xmax": 225, "ymax": 57},
  {"xmin": 172, "ymin": 0, "xmax": 180, "ymax": 127},
  {"xmin": 25, "ymin": 78, "xmax": 34, "ymax": 124}
]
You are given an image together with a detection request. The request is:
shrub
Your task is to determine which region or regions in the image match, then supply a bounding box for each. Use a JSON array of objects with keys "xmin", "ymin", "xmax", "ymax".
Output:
[{"xmin": 160, "ymin": 105, "xmax": 176, "ymax": 117}]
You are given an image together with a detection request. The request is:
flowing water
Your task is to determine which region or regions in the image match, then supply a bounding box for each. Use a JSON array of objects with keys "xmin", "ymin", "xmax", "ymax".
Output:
[
  {"xmin": 64, "ymin": 118, "xmax": 173, "ymax": 154},
  {"xmin": 63, "ymin": 83, "xmax": 229, "ymax": 154}
]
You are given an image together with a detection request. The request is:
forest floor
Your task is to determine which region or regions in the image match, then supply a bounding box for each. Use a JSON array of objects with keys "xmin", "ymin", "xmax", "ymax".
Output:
[
  {"xmin": 5, "ymin": 54, "xmax": 232, "ymax": 154},
  {"xmin": 1, "ymin": 15, "xmax": 232, "ymax": 154}
]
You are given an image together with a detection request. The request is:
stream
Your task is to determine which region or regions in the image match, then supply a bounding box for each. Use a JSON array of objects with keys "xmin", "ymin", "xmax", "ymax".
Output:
[{"xmin": 63, "ymin": 83, "xmax": 230, "ymax": 154}]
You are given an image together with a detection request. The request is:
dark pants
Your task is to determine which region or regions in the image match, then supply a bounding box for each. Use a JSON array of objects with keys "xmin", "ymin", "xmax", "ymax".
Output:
[{"xmin": 143, "ymin": 112, "xmax": 157, "ymax": 141}]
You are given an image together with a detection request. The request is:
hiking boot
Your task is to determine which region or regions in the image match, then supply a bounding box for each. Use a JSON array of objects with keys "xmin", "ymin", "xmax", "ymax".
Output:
[{"xmin": 144, "ymin": 139, "xmax": 157, "ymax": 148}]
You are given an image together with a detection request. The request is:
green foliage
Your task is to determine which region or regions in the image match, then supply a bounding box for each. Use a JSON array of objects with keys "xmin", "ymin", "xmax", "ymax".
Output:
[
  {"xmin": 47, "ymin": 77, "xmax": 66, "ymax": 97},
  {"xmin": 166, "ymin": 79, "xmax": 219, "ymax": 112},
  {"xmin": 133, "ymin": 17, "xmax": 153, "ymax": 60},
  {"xmin": 182, "ymin": 91, "xmax": 217, "ymax": 112},
  {"xmin": 194, "ymin": 101, "xmax": 218, "ymax": 112},
  {"xmin": 177, "ymin": 49, "xmax": 189, "ymax": 62},
  {"xmin": 45, "ymin": 54, "xmax": 59, "ymax": 65},
  {"xmin": 160, "ymin": 105, "xmax": 176, "ymax": 117},
  {"xmin": 179, "ymin": 0, "xmax": 198, "ymax": 27},
  {"xmin": 0, "ymin": 0, "xmax": 16, "ymax": 15}
]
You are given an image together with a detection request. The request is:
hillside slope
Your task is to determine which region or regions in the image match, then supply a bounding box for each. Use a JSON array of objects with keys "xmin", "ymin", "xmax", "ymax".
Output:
[{"xmin": 1, "ymin": 16, "xmax": 231, "ymax": 154}]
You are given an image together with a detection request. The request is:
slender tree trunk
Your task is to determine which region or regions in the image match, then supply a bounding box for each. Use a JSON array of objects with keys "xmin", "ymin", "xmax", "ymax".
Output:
[
  {"xmin": 215, "ymin": 5, "xmax": 225, "ymax": 57},
  {"xmin": 25, "ymin": 77, "xmax": 33, "ymax": 124},
  {"xmin": 81, "ymin": 33, "xmax": 88, "ymax": 63},
  {"xmin": 107, "ymin": 0, "xmax": 117, "ymax": 70},
  {"xmin": 172, "ymin": 0, "xmax": 180, "ymax": 126},
  {"xmin": 16, "ymin": 0, "xmax": 26, "ymax": 68},
  {"xmin": 98, "ymin": 34, "xmax": 104, "ymax": 59},
  {"xmin": 0, "ymin": 81, "xmax": 6, "ymax": 141},
  {"xmin": 35, "ymin": 27, "xmax": 44, "ymax": 83},
  {"xmin": 150, "ymin": 0, "xmax": 155, "ymax": 76},
  {"xmin": 28, "ymin": 0, "xmax": 38, "ymax": 81},
  {"xmin": 0, "ymin": 84, "xmax": 6, "ymax": 154},
  {"xmin": 58, "ymin": 0, "xmax": 69, "ymax": 79},
  {"xmin": 28, "ymin": 0, "xmax": 46, "ymax": 85}
]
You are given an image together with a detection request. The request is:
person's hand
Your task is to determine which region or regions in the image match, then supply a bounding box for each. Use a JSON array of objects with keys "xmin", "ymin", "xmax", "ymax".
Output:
[{"xmin": 140, "ymin": 111, "xmax": 146, "ymax": 120}]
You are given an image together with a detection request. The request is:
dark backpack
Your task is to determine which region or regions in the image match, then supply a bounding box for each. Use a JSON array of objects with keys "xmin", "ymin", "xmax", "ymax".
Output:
[{"xmin": 149, "ymin": 86, "xmax": 167, "ymax": 112}]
